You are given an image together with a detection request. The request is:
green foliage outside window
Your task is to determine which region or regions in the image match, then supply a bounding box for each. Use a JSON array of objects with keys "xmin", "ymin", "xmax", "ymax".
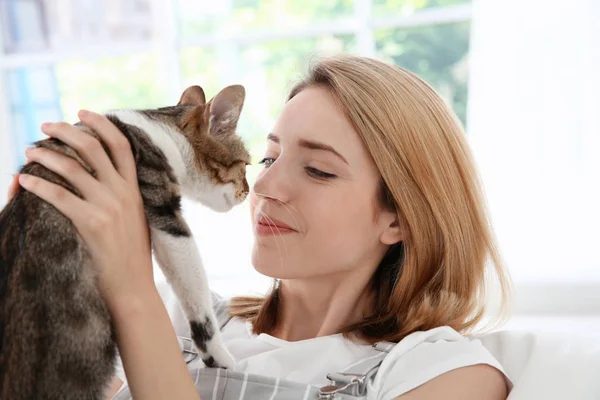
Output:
[{"xmin": 54, "ymin": 0, "xmax": 470, "ymax": 183}]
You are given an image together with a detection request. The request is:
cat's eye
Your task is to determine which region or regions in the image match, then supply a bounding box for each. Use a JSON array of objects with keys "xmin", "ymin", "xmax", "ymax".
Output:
[{"xmin": 305, "ymin": 167, "xmax": 337, "ymax": 180}]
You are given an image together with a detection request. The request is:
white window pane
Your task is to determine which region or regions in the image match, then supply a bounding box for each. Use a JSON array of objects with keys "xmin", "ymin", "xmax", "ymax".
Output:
[
  {"xmin": 373, "ymin": 0, "xmax": 470, "ymax": 17},
  {"xmin": 6, "ymin": 105, "xmax": 60, "ymax": 162},
  {"xmin": 177, "ymin": 0, "xmax": 354, "ymax": 37},
  {"xmin": 0, "ymin": 0, "xmax": 46, "ymax": 53},
  {"xmin": 468, "ymin": 0, "xmax": 600, "ymax": 284},
  {"xmin": 54, "ymin": 53, "xmax": 167, "ymax": 122},
  {"xmin": 7, "ymin": 68, "xmax": 59, "ymax": 105},
  {"xmin": 1, "ymin": 0, "xmax": 156, "ymax": 52},
  {"xmin": 25, "ymin": 69, "xmax": 58, "ymax": 103},
  {"xmin": 3, "ymin": 67, "xmax": 62, "ymax": 168},
  {"xmin": 6, "ymin": 70, "xmax": 23, "ymax": 104},
  {"xmin": 6, "ymin": 111, "xmax": 28, "ymax": 166}
]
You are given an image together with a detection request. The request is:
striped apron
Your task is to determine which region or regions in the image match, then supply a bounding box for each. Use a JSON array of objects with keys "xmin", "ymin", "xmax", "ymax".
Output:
[{"xmin": 113, "ymin": 297, "xmax": 392, "ymax": 400}]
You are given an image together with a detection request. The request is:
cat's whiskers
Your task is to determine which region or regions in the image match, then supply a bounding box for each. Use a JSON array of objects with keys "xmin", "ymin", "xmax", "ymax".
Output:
[
  {"xmin": 251, "ymin": 191, "xmax": 302, "ymax": 237},
  {"xmin": 273, "ymin": 203, "xmax": 301, "ymax": 237},
  {"xmin": 258, "ymin": 210, "xmax": 287, "ymax": 266},
  {"xmin": 253, "ymin": 218, "xmax": 267, "ymax": 249},
  {"xmin": 251, "ymin": 191, "xmax": 301, "ymax": 271},
  {"xmin": 258, "ymin": 210, "xmax": 288, "ymax": 272}
]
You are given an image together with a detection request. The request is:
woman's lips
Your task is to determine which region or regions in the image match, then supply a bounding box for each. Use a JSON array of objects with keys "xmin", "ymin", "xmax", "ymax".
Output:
[{"xmin": 255, "ymin": 215, "xmax": 297, "ymax": 236}]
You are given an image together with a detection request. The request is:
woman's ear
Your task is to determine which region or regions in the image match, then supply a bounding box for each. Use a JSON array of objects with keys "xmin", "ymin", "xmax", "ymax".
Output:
[{"xmin": 379, "ymin": 211, "xmax": 404, "ymax": 245}]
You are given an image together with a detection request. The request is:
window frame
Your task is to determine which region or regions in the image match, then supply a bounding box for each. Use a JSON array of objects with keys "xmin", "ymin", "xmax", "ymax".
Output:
[{"xmin": 1, "ymin": 0, "xmax": 595, "ymax": 317}]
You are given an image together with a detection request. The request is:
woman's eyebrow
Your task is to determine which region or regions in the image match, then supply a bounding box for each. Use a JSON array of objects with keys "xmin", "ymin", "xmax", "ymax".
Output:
[{"xmin": 266, "ymin": 133, "xmax": 349, "ymax": 165}]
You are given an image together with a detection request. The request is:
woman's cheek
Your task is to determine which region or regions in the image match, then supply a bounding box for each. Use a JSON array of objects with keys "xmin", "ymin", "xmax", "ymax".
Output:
[{"xmin": 248, "ymin": 195, "xmax": 258, "ymax": 225}]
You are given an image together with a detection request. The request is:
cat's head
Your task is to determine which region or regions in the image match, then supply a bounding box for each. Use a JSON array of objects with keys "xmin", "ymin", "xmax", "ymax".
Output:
[{"xmin": 140, "ymin": 85, "xmax": 250, "ymax": 212}]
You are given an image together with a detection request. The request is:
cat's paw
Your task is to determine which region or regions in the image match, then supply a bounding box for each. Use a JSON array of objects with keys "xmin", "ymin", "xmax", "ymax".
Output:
[
  {"xmin": 203, "ymin": 341, "xmax": 235, "ymax": 369},
  {"xmin": 190, "ymin": 317, "xmax": 235, "ymax": 368}
]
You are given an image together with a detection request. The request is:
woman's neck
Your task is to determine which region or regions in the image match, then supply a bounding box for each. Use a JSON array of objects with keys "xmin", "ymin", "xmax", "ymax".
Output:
[{"xmin": 270, "ymin": 269, "xmax": 374, "ymax": 342}]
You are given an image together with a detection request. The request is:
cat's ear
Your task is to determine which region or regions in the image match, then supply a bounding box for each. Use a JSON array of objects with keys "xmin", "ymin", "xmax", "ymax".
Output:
[
  {"xmin": 207, "ymin": 84, "xmax": 245, "ymax": 137},
  {"xmin": 178, "ymin": 85, "xmax": 206, "ymax": 106}
]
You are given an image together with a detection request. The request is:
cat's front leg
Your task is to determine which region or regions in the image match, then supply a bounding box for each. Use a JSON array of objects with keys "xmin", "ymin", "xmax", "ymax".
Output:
[{"xmin": 150, "ymin": 225, "xmax": 235, "ymax": 369}]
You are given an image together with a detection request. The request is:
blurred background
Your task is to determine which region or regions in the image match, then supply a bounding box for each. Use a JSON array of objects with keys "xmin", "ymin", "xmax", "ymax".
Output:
[{"xmin": 0, "ymin": 0, "xmax": 598, "ymax": 338}]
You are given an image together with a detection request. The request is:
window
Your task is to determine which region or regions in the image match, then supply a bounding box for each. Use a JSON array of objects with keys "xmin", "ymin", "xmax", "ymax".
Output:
[
  {"xmin": 466, "ymin": 0, "xmax": 600, "ymax": 317},
  {"xmin": 1, "ymin": 0, "xmax": 598, "ymax": 325}
]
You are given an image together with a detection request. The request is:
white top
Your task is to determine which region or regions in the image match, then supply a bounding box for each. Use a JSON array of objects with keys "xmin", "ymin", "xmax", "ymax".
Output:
[
  {"xmin": 115, "ymin": 287, "xmax": 512, "ymax": 399},
  {"xmin": 220, "ymin": 318, "xmax": 511, "ymax": 399}
]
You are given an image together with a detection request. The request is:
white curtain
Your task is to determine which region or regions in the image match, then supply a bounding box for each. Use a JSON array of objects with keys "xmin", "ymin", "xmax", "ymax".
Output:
[{"xmin": 467, "ymin": 0, "xmax": 600, "ymax": 284}]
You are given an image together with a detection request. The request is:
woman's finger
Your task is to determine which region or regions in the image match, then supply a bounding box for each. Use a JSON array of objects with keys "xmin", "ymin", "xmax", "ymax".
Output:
[
  {"xmin": 18, "ymin": 174, "xmax": 90, "ymax": 225},
  {"xmin": 25, "ymin": 147, "xmax": 104, "ymax": 201},
  {"xmin": 40, "ymin": 121, "xmax": 116, "ymax": 183},
  {"xmin": 77, "ymin": 110, "xmax": 138, "ymax": 184},
  {"xmin": 6, "ymin": 173, "xmax": 21, "ymax": 203}
]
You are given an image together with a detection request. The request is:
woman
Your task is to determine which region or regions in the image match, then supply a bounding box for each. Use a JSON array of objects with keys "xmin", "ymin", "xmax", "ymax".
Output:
[{"xmin": 7, "ymin": 55, "xmax": 511, "ymax": 399}]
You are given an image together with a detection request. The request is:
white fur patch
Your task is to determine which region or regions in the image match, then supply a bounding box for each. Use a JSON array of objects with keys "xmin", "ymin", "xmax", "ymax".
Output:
[
  {"xmin": 193, "ymin": 182, "xmax": 237, "ymax": 213},
  {"xmin": 107, "ymin": 110, "xmax": 235, "ymax": 213},
  {"xmin": 106, "ymin": 110, "xmax": 192, "ymax": 183},
  {"xmin": 151, "ymin": 227, "xmax": 234, "ymax": 367},
  {"xmin": 151, "ymin": 227, "xmax": 212, "ymax": 317}
]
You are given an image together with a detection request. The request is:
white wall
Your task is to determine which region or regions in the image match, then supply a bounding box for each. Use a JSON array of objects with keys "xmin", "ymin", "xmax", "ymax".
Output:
[{"xmin": 468, "ymin": 0, "xmax": 600, "ymax": 290}]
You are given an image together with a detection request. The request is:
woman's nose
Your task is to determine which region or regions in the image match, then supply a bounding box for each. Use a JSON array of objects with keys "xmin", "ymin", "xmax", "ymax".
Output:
[{"xmin": 251, "ymin": 160, "xmax": 292, "ymax": 203}]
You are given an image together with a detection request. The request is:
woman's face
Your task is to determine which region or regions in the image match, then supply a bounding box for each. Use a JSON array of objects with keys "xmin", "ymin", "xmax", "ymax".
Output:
[{"xmin": 249, "ymin": 86, "xmax": 400, "ymax": 280}]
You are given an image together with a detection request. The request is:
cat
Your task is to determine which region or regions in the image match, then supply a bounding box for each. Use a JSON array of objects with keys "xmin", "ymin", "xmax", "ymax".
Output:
[{"xmin": 0, "ymin": 84, "xmax": 250, "ymax": 399}]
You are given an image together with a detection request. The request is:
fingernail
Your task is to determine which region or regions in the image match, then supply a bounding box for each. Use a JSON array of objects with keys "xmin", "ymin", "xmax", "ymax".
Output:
[
  {"xmin": 25, "ymin": 146, "xmax": 34, "ymax": 155},
  {"xmin": 19, "ymin": 174, "xmax": 30, "ymax": 185},
  {"xmin": 41, "ymin": 122, "xmax": 50, "ymax": 131},
  {"xmin": 78, "ymin": 109, "xmax": 89, "ymax": 118}
]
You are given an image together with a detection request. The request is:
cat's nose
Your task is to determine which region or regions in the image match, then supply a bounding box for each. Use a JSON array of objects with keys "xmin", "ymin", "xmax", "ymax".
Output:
[
  {"xmin": 236, "ymin": 180, "xmax": 249, "ymax": 201},
  {"xmin": 236, "ymin": 189, "xmax": 248, "ymax": 202}
]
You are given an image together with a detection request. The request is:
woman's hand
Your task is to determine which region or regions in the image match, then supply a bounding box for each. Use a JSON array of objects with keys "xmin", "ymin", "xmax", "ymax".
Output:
[{"xmin": 17, "ymin": 110, "xmax": 154, "ymax": 311}]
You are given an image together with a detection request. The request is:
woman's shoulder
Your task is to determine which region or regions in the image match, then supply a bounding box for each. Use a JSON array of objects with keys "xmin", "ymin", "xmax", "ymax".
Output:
[
  {"xmin": 369, "ymin": 326, "xmax": 511, "ymax": 400},
  {"xmin": 388, "ymin": 363, "xmax": 508, "ymax": 400}
]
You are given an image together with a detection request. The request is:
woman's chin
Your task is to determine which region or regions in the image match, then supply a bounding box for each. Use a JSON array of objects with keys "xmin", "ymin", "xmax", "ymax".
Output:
[
  {"xmin": 251, "ymin": 248, "xmax": 295, "ymax": 279},
  {"xmin": 251, "ymin": 256, "xmax": 281, "ymax": 278}
]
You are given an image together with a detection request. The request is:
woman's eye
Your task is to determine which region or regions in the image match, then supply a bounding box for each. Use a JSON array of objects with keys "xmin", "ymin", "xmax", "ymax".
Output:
[
  {"xmin": 258, "ymin": 157, "xmax": 275, "ymax": 167},
  {"xmin": 305, "ymin": 167, "xmax": 337, "ymax": 180}
]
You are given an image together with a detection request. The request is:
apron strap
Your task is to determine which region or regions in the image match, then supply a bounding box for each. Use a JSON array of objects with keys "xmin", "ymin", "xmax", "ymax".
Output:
[{"xmin": 318, "ymin": 342, "xmax": 395, "ymax": 399}]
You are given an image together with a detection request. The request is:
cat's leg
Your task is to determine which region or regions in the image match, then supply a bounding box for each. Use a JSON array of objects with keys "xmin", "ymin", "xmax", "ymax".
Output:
[{"xmin": 150, "ymin": 225, "xmax": 235, "ymax": 369}]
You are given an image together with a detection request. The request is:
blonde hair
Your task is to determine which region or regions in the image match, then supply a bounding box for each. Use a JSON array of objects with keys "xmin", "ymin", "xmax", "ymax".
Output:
[{"xmin": 231, "ymin": 55, "xmax": 512, "ymax": 343}]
